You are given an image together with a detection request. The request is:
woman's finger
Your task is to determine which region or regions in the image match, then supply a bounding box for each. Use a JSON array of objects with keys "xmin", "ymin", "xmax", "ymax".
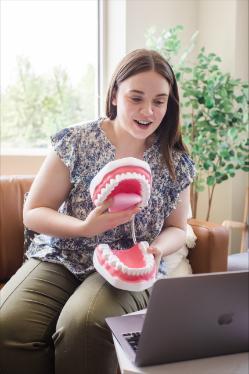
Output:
[
  {"xmin": 113, "ymin": 205, "xmax": 140, "ymax": 219},
  {"xmin": 147, "ymin": 246, "xmax": 162, "ymax": 272},
  {"xmin": 94, "ymin": 198, "xmax": 113, "ymax": 214}
]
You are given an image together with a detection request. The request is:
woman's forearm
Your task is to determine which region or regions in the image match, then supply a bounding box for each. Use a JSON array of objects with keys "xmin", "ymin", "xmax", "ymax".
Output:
[
  {"xmin": 23, "ymin": 203, "xmax": 139, "ymax": 239},
  {"xmin": 150, "ymin": 226, "xmax": 187, "ymax": 257},
  {"xmin": 23, "ymin": 207, "xmax": 86, "ymax": 238}
]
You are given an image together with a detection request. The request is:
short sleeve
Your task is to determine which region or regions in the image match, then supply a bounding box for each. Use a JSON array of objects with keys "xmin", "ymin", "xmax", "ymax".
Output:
[
  {"xmin": 163, "ymin": 152, "xmax": 195, "ymax": 217},
  {"xmin": 175, "ymin": 152, "xmax": 196, "ymax": 194},
  {"xmin": 51, "ymin": 126, "xmax": 80, "ymax": 183}
]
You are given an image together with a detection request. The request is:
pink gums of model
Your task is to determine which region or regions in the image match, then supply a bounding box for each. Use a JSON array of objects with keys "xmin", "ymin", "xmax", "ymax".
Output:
[{"xmin": 90, "ymin": 157, "xmax": 157, "ymax": 291}]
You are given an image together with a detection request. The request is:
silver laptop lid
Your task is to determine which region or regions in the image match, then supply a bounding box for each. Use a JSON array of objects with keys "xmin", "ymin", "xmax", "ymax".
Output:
[{"xmin": 135, "ymin": 271, "xmax": 249, "ymax": 366}]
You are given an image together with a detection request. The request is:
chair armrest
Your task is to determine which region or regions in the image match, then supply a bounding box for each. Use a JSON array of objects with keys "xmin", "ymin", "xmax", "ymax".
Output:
[
  {"xmin": 188, "ymin": 219, "xmax": 229, "ymax": 274},
  {"xmin": 222, "ymin": 220, "xmax": 247, "ymax": 230}
]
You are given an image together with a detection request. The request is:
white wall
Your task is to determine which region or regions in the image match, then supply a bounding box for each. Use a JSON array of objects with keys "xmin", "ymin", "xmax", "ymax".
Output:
[{"xmin": 126, "ymin": 0, "xmax": 198, "ymax": 52}]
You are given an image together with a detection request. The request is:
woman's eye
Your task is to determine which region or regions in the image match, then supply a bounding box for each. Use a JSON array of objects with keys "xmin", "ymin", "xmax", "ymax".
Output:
[
  {"xmin": 154, "ymin": 101, "xmax": 165, "ymax": 106},
  {"xmin": 131, "ymin": 97, "xmax": 142, "ymax": 102}
]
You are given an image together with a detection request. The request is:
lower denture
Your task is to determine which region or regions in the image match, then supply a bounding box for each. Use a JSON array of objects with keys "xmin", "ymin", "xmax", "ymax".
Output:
[{"xmin": 95, "ymin": 243, "xmax": 156, "ymax": 283}]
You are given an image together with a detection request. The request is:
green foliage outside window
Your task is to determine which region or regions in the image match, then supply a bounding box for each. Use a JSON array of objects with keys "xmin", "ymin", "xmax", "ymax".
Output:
[
  {"xmin": 1, "ymin": 56, "xmax": 96, "ymax": 149},
  {"xmin": 146, "ymin": 25, "xmax": 249, "ymax": 220}
]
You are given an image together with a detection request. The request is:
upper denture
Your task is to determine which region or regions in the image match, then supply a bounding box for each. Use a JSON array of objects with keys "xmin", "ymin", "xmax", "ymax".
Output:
[{"xmin": 90, "ymin": 157, "xmax": 152, "ymax": 207}]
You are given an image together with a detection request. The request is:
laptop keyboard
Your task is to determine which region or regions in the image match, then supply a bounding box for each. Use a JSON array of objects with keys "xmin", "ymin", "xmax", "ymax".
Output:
[{"xmin": 123, "ymin": 332, "xmax": 141, "ymax": 352}]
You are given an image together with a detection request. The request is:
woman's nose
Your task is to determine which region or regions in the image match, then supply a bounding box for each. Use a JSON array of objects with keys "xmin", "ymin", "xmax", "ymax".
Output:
[{"xmin": 140, "ymin": 103, "xmax": 153, "ymax": 116}]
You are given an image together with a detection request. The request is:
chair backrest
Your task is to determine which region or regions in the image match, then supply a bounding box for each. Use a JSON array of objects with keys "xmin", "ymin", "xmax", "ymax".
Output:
[{"xmin": 0, "ymin": 175, "xmax": 34, "ymax": 284}]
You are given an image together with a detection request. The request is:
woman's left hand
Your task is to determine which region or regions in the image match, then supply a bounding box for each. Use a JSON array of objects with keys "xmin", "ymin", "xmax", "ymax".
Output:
[{"xmin": 147, "ymin": 245, "xmax": 162, "ymax": 273}]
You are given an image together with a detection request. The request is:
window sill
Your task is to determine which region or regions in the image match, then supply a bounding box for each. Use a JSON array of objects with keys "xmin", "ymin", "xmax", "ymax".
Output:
[
  {"xmin": 1, "ymin": 152, "xmax": 46, "ymax": 175},
  {"xmin": 1, "ymin": 148, "xmax": 49, "ymax": 157}
]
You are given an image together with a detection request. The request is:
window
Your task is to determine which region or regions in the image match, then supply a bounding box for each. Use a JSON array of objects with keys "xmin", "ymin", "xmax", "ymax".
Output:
[{"xmin": 1, "ymin": 0, "xmax": 99, "ymax": 152}]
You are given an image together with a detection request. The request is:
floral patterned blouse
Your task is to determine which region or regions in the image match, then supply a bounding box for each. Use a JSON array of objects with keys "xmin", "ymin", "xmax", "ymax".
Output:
[{"xmin": 26, "ymin": 118, "xmax": 195, "ymax": 281}]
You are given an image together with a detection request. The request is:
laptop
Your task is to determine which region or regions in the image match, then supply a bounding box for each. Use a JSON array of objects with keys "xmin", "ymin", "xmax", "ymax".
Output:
[{"xmin": 106, "ymin": 271, "xmax": 249, "ymax": 367}]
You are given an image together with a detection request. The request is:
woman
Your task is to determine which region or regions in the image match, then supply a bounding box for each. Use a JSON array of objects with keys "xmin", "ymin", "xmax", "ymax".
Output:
[{"xmin": 0, "ymin": 49, "xmax": 195, "ymax": 374}]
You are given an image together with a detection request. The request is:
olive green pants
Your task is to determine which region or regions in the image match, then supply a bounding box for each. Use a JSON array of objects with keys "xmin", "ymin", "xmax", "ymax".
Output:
[{"xmin": 0, "ymin": 259, "xmax": 150, "ymax": 374}]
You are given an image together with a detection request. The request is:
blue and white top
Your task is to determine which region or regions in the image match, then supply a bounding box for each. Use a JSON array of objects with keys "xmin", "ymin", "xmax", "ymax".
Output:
[{"xmin": 26, "ymin": 118, "xmax": 195, "ymax": 280}]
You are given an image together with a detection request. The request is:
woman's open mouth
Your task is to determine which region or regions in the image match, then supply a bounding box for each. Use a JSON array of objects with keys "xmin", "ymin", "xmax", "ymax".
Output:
[{"xmin": 134, "ymin": 119, "xmax": 153, "ymax": 129}]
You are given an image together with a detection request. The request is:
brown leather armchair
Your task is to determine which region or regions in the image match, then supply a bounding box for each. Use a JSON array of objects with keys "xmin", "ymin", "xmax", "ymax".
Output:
[{"xmin": 0, "ymin": 175, "xmax": 228, "ymax": 288}]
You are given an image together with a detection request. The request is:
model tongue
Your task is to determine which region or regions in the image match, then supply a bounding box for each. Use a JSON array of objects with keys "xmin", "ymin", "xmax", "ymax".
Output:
[
  {"xmin": 108, "ymin": 193, "xmax": 142, "ymax": 212},
  {"xmin": 112, "ymin": 245, "xmax": 146, "ymax": 268}
]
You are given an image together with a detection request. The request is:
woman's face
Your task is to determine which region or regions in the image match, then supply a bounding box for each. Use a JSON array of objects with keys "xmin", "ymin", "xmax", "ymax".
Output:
[{"xmin": 112, "ymin": 70, "xmax": 170, "ymax": 141}]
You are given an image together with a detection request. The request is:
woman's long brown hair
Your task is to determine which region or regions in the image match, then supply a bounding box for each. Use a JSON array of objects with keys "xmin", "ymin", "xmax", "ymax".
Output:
[{"xmin": 105, "ymin": 49, "xmax": 187, "ymax": 179}]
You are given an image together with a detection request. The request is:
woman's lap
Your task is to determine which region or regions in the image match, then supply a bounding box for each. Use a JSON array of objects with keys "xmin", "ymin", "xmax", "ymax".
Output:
[
  {"xmin": 55, "ymin": 271, "xmax": 150, "ymax": 373},
  {"xmin": 0, "ymin": 259, "xmax": 150, "ymax": 374}
]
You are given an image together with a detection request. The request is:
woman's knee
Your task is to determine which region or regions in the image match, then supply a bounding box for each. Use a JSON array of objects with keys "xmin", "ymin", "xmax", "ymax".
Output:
[
  {"xmin": 0, "ymin": 260, "xmax": 45, "ymax": 345},
  {"xmin": 56, "ymin": 272, "xmax": 124, "ymax": 331},
  {"xmin": 0, "ymin": 259, "xmax": 79, "ymax": 374},
  {"xmin": 1, "ymin": 259, "xmax": 77, "ymax": 341},
  {"xmin": 0, "ymin": 279, "xmax": 53, "ymax": 374},
  {"xmin": 54, "ymin": 272, "xmax": 121, "ymax": 373}
]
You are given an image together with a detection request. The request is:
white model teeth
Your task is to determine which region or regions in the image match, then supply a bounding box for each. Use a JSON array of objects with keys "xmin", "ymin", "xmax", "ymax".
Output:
[
  {"xmin": 94, "ymin": 172, "xmax": 151, "ymax": 206},
  {"xmin": 97, "ymin": 243, "xmax": 154, "ymax": 276},
  {"xmin": 89, "ymin": 157, "xmax": 152, "ymax": 200}
]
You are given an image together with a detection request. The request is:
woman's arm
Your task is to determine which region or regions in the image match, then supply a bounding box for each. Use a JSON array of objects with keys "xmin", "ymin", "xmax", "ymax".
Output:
[
  {"xmin": 147, "ymin": 186, "xmax": 190, "ymax": 263},
  {"xmin": 23, "ymin": 150, "xmax": 140, "ymax": 238}
]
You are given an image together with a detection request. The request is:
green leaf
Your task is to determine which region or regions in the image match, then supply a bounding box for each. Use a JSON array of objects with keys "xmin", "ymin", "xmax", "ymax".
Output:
[
  {"xmin": 196, "ymin": 185, "xmax": 205, "ymax": 192},
  {"xmin": 220, "ymin": 149, "xmax": 230, "ymax": 159},
  {"xmin": 205, "ymin": 97, "xmax": 214, "ymax": 108},
  {"xmin": 209, "ymin": 152, "xmax": 217, "ymax": 161},
  {"xmin": 207, "ymin": 175, "xmax": 216, "ymax": 185},
  {"xmin": 228, "ymin": 128, "xmax": 237, "ymax": 139},
  {"xmin": 228, "ymin": 170, "xmax": 236, "ymax": 177},
  {"xmin": 225, "ymin": 163, "xmax": 234, "ymax": 170}
]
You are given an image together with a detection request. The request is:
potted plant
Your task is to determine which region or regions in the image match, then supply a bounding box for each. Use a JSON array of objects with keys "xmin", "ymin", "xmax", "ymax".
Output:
[{"xmin": 146, "ymin": 25, "xmax": 249, "ymax": 220}]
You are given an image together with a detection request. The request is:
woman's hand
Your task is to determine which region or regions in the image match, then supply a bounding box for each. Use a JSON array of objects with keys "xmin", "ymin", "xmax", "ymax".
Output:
[
  {"xmin": 147, "ymin": 245, "xmax": 162, "ymax": 273},
  {"xmin": 82, "ymin": 200, "xmax": 141, "ymax": 237}
]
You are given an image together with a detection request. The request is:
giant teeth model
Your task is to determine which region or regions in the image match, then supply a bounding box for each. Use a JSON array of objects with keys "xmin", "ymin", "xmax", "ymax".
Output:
[
  {"xmin": 90, "ymin": 157, "xmax": 156, "ymax": 291},
  {"xmin": 93, "ymin": 242, "xmax": 156, "ymax": 291},
  {"xmin": 90, "ymin": 157, "xmax": 152, "ymax": 211}
]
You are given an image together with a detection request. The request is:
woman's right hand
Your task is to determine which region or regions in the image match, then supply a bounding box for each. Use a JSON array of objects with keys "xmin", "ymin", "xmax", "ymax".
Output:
[{"xmin": 82, "ymin": 199, "xmax": 141, "ymax": 237}]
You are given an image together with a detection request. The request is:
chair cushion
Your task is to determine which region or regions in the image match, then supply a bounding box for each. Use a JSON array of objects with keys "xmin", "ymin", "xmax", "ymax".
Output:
[{"xmin": 227, "ymin": 251, "xmax": 249, "ymax": 271}]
